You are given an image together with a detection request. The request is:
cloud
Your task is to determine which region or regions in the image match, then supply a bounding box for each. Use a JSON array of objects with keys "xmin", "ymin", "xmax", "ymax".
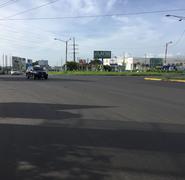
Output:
[{"xmin": 106, "ymin": 0, "xmax": 117, "ymax": 11}]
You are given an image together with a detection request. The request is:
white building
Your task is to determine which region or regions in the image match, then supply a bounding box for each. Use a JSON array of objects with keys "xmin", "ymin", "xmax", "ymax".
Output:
[
  {"xmin": 103, "ymin": 58, "xmax": 111, "ymax": 66},
  {"xmin": 125, "ymin": 58, "xmax": 134, "ymax": 71},
  {"xmin": 103, "ymin": 57, "xmax": 124, "ymax": 66}
]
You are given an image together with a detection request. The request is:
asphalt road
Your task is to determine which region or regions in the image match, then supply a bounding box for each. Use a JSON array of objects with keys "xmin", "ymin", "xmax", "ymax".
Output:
[{"xmin": 0, "ymin": 74, "xmax": 185, "ymax": 180}]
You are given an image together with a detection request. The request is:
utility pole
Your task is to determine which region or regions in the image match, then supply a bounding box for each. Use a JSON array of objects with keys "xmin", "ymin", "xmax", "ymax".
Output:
[
  {"xmin": 73, "ymin": 37, "xmax": 76, "ymax": 62},
  {"xmin": 144, "ymin": 53, "xmax": 147, "ymax": 65},
  {"xmin": 164, "ymin": 41, "xmax": 173, "ymax": 65},
  {"xmin": 5, "ymin": 55, "xmax": 8, "ymax": 74},
  {"xmin": 65, "ymin": 41, "xmax": 68, "ymax": 64},
  {"xmin": 123, "ymin": 52, "xmax": 125, "ymax": 62},
  {"xmin": 71, "ymin": 37, "xmax": 79, "ymax": 62},
  {"xmin": 9, "ymin": 55, "xmax": 12, "ymax": 70},
  {"xmin": 2, "ymin": 54, "xmax": 4, "ymax": 73}
]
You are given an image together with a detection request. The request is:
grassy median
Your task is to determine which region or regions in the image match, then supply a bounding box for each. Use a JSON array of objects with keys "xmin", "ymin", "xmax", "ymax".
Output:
[{"xmin": 48, "ymin": 71, "xmax": 185, "ymax": 77}]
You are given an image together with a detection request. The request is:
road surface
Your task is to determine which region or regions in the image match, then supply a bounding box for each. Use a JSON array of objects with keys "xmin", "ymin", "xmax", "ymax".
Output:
[{"xmin": 0, "ymin": 75, "xmax": 185, "ymax": 180}]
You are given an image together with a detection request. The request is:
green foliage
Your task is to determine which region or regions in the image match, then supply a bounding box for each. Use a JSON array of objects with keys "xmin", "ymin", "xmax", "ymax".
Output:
[
  {"xmin": 103, "ymin": 65, "xmax": 111, "ymax": 72},
  {"xmin": 32, "ymin": 61, "xmax": 39, "ymax": 66},
  {"xmin": 89, "ymin": 59, "xmax": 102, "ymax": 65},
  {"xmin": 66, "ymin": 61, "xmax": 79, "ymax": 71}
]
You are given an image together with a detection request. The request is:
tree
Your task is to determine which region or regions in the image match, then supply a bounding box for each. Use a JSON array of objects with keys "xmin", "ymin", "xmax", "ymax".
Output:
[
  {"xmin": 89, "ymin": 59, "xmax": 102, "ymax": 65},
  {"xmin": 103, "ymin": 65, "xmax": 111, "ymax": 72},
  {"xmin": 32, "ymin": 61, "xmax": 39, "ymax": 66},
  {"xmin": 89, "ymin": 59, "xmax": 102, "ymax": 71},
  {"xmin": 66, "ymin": 61, "xmax": 79, "ymax": 71}
]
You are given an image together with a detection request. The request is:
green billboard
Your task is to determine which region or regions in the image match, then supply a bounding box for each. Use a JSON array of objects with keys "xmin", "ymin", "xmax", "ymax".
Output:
[
  {"xmin": 150, "ymin": 58, "xmax": 163, "ymax": 68},
  {"xmin": 94, "ymin": 51, "xmax": 111, "ymax": 59}
]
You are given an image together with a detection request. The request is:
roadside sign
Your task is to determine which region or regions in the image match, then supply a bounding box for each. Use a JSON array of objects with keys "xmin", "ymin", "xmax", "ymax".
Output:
[{"xmin": 94, "ymin": 51, "xmax": 111, "ymax": 59}]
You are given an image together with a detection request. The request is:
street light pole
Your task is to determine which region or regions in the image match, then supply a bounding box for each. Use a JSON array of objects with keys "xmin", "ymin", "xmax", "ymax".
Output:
[
  {"xmin": 54, "ymin": 38, "xmax": 71, "ymax": 71},
  {"xmin": 166, "ymin": 14, "xmax": 185, "ymax": 21},
  {"xmin": 164, "ymin": 41, "xmax": 172, "ymax": 65},
  {"xmin": 65, "ymin": 41, "xmax": 68, "ymax": 64}
]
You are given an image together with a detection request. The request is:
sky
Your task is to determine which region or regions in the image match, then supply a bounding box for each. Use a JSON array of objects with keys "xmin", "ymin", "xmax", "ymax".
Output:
[{"xmin": 0, "ymin": 0, "xmax": 185, "ymax": 66}]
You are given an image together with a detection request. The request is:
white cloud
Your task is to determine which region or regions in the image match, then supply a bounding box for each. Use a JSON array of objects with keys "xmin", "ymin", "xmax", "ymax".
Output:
[{"xmin": 106, "ymin": 0, "xmax": 117, "ymax": 11}]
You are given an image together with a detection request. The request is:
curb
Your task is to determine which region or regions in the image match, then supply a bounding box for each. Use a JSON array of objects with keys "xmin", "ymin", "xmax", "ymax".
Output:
[
  {"xmin": 169, "ymin": 79, "xmax": 185, "ymax": 83},
  {"xmin": 144, "ymin": 78, "xmax": 185, "ymax": 83},
  {"xmin": 144, "ymin": 78, "xmax": 162, "ymax": 81}
]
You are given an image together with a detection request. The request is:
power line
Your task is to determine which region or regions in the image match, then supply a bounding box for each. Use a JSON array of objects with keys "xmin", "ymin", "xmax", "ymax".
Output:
[
  {"xmin": 0, "ymin": 0, "xmax": 15, "ymax": 7},
  {"xmin": 0, "ymin": 37, "xmax": 36, "ymax": 48},
  {"xmin": 5, "ymin": 0, "xmax": 61, "ymax": 19},
  {"xmin": 0, "ymin": 21, "xmax": 61, "ymax": 42},
  {"xmin": 0, "ymin": 24, "xmax": 52, "ymax": 41},
  {"xmin": 0, "ymin": 8, "xmax": 185, "ymax": 21},
  {"xmin": 0, "ymin": 0, "xmax": 61, "ymax": 37},
  {"xmin": 0, "ymin": 33, "xmax": 42, "ymax": 43},
  {"xmin": 0, "ymin": 0, "xmax": 19, "ymax": 9}
]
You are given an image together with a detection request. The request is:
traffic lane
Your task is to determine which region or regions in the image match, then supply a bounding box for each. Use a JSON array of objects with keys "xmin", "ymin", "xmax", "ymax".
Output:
[
  {"xmin": 0, "ymin": 123, "xmax": 185, "ymax": 180},
  {"xmin": 47, "ymin": 75, "xmax": 185, "ymax": 124},
  {"xmin": 47, "ymin": 75, "xmax": 185, "ymax": 110},
  {"xmin": 0, "ymin": 75, "xmax": 185, "ymax": 125}
]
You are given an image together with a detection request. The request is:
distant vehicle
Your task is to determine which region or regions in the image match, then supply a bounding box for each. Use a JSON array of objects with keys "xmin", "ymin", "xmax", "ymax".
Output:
[
  {"xmin": 162, "ymin": 65, "xmax": 177, "ymax": 71},
  {"xmin": 26, "ymin": 66, "xmax": 48, "ymax": 80},
  {"xmin": 11, "ymin": 70, "xmax": 23, "ymax": 75}
]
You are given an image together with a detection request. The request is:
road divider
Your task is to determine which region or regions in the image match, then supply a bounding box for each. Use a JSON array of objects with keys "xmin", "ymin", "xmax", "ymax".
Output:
[
  {"xmin": 169, "ymin": 79, "xmax": 185, "ymax": 83},
  {"xmin": 144, "ymin": 77, "xmax": 185, "ymax": 83},
  {"xmin": 144, "ymin": 78, "xmax": 162, "ymax": 81}
]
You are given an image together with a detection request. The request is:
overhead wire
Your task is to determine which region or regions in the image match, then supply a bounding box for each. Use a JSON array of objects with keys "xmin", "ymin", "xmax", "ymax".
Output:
[
  {"xmin": 0, "ymin": 23, "xmax": 53, "ymax": 41},
  {"xmin": 0, "ymin": 0, "xmax": 61, "ymax": 48},
  {"xmin": 0, "ymin": 32, "xmax": 42, "ymax": 43},
  {"xmin": 5, "ymin": 0, "xmax": 61, "ymax": 18},
  {"xmin": 0, "ymin": 0, "xmax": 19, "ymax": 9},
  {"xmin": 172, "ymin": 29, "xmax": 185, "ymax": 46},
  {"xmin": 0, "ymin": 8, "xmax": 185, "ymax": 21},
  {"xmin": 0, "ymin": 37, "xmax": 37, "ymax": 48}
]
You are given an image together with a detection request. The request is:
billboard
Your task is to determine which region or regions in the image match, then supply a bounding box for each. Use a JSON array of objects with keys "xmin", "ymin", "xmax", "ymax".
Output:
[
  {"xmin": 12, "ymin": 56, "xmax": 26, "ymax": 71},
  {"xmin": 94, "ymin": 51, "xmax": 111, "ymax": 59},
  {"xmin": 150, "ymin": 58, "xmax": 163, "ymax": 68}
]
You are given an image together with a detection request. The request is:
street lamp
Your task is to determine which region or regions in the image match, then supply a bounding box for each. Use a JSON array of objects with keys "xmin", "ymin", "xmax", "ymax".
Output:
[
  {"xmin": 54, "ymin": 37, "xmax": 71, "ymax": 70},
  {"xmin": 166, "ymin": 14, "xmax": 185, "ymax": 21},
  {"xmin": 164, "ymin": 41, "xmax": 173, "ymax": 65}
]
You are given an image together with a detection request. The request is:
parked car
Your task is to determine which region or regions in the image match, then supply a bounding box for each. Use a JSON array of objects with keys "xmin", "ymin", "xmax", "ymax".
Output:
[{"xmin": 26, "ymin": 66, "xmax": 48, "ymax": 80}]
